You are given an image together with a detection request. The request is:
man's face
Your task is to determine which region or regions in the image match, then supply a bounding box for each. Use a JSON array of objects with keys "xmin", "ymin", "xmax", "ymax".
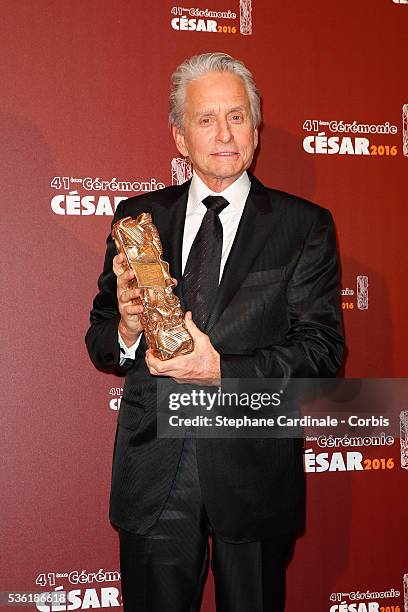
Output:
[{"xmin": 172, "ymin": 71, "xmax": 258, "ymax": 192}]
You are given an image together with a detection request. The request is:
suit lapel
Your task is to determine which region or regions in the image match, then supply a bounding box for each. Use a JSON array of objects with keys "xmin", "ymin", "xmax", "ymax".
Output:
[
  {"xmin": 205, "ymin": 174, "xmax": 283, "ymax": 334},
  {"xmin": 152, "ymin": 180, "xmax": 190, "ymax": 309}
]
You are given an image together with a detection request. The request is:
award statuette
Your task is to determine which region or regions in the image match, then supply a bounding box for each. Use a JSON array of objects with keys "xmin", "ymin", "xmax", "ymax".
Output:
[{"xmin": 112, "ymin": 213, "xmax": 193, "ymax": 360}]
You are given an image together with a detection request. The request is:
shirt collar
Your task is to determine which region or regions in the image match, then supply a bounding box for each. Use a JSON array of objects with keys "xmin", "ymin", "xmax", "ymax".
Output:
[{"xmin": 187, "ymin": 170, "xmax": 251, "ymax": 216}]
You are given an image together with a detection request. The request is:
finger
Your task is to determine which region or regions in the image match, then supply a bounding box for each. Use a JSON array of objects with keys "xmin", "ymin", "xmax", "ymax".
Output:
[
  {"xmin": 119, "ymin": 287, "xmax": 143, "ymax": 304},
  {"xmin": 113, "ymin": 253, "xmax": 124, "ymax": 265},
  {"xmin": 117, "ymin": 269, "xmax": 135, "ymax": 289},
  {"xmin": 146, "ymin": 352, "xmax": 166, "ymax": 374},
  {"xmin": 118, "ymin": 281, "xmax": 142, "ymax": 302},
  {"xmin": 147, "ymin": 351, "xmax": 184, "ymax": 377},
  {"xmin": 113, "ymin": 253, "xmax": 125, "ymax": 276},
  {"xmin": 123, "ymin": 303, "xmax": 143, "ymax": 316},
  {"xmin": 145, "ymin": 351, "xmax": 163, "ymax": 376},
  {"xmin": 165, "ymin": 277, "xmax": 178, "ymax": 288},
  {"xmin": 183, "ymin": 311, "xmax": 204, "ymax": 339},
  {"xmin": 146, "ymin": 362, "xmax": 159, "ymax": 376}
]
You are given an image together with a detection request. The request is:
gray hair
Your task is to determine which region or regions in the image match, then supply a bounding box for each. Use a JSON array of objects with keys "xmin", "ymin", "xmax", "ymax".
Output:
[{"xmin": 169, "ymin": 52, "xmax": 261, "ymax": 131}]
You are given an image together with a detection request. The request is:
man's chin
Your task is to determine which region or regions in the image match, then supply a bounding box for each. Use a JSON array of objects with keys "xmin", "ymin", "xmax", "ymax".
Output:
[
  {"xmin": 208, "ymin": 165, "xmax": 244, "ymax": 180},
  {"xmin": 193, "ymin": 163, "xmax": 248, "ymax": 189}
]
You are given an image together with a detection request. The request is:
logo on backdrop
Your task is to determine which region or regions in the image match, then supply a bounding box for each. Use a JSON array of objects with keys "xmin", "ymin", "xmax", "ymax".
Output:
[
  {"xmin": 109, "ymin": 386, "xmax": 123, "ymax": 411},
  {"xmin": 302, "ymin": 116, "xmax": 399, "ymax": 157},
  {"xmin": 171, "ymin": 157, "xmax": 192, "ymax": 185},
  {"xmin": 34, "ymin": 569, "xmax": 121, "ymax": 610},
  {"xmin": 170, "ymin": 0, "xmax": 252, "ymax": 35},
  {"xmin": 403, "ymin": 104, "xmax": 408, "ymax": 156},
  {"xmin": 49, "ymin": 175, "xmax": 166, "ymax": 216},
  {"xmin": 341, "ymin": 275, "xmax": 369, "ymax": 313},
  {"xmin": 329, "ymin": 585, "xmax": 402, "ymax": 611},
  {"xmin": 392, "ymin": 0, "xmax": 408, "ymax": 4},
  {"xmin": 239, "ymin": 0, "xmax": 252, "ymax": 34},
  {"xmin": 401, "ymin": 411, "xmax": 408, "ymax": 470},
  {"xmin": 304, "ymin": 434, "xmax": 396, "ymax": 474}
]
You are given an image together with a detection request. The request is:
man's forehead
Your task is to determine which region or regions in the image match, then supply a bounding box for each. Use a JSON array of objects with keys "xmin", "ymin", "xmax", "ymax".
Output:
[
  {"xmin": 186, "ymin": 71, "xmax": 247, "ymax": 93},
  {"xmin": 184, "ymin": 73, "xmax": 250, "ymax": 111},
  {"xmin": 191, "ymin": 105, "xmax": 248, "ymax": 118}
]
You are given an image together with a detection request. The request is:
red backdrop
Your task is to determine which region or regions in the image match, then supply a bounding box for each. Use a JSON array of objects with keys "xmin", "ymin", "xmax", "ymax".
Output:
[{"xmin": 1, "ymin": 1, "xmax": 407, "ymax": 610}]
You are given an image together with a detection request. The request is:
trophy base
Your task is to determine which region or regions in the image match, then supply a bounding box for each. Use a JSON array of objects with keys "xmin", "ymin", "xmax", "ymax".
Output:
[{"xmin": 151, "ymin": 342, "xmax": 194, "ymax": 361}]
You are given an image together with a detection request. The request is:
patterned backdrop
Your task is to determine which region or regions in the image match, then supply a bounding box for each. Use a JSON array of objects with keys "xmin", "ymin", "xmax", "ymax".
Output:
[{"xmin": 1, "ymin": 1, "xmax": 407, "ymax": 610}]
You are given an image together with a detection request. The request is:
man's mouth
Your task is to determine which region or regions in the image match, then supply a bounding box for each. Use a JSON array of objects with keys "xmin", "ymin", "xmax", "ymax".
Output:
[{"xmin": 211, "ymin": 152, "xmax": 239, "ymax": 157}]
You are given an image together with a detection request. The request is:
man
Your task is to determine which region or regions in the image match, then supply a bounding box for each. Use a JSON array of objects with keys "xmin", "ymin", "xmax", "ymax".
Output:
[{"xmin": 86, "ymin": 52, "xmax": 344, "ymax": 611}]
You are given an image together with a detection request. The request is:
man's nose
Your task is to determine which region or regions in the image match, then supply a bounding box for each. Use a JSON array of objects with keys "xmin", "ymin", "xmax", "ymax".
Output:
[{"xmin": 216, "ymin": 119, "xmax": 233, "ymax": 143}]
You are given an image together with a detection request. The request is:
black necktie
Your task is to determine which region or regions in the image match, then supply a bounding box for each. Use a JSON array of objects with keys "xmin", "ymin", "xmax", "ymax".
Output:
[{"xmin": 182, "ymin": 195, "xmax": 229, "ymax": 332}]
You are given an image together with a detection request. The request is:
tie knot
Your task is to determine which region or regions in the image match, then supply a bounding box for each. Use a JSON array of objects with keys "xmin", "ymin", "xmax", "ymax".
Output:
[{"xmin": 202, "ymin": 195, "xmax": 229, "ymax": 215}]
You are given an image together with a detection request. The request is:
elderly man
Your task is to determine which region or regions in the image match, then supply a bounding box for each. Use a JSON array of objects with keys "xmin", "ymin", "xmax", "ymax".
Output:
[{"xmin": 86, "ymin": 52, "xmax": 344, "ymax": 612}]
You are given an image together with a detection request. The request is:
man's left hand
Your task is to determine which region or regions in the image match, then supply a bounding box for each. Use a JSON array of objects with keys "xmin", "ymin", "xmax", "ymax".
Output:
[{"xmin": 145, "ymin": 312, "xmax": 221, "ymax": 385}]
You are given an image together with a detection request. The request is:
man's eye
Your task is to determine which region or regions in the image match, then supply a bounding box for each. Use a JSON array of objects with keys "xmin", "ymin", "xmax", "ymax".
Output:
[
  {"xmin": 230, "ymin": 114, "xmax": 244, "ymax": 122},
  {"xmin": 200, "ymin": 117, "xmax": 212, "ymax": 125}
]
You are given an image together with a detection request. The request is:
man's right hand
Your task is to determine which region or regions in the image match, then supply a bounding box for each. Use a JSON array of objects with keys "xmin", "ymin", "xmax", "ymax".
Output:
[{"xmin": 114, "ymin": 253, "xmax": 144, "ymax": 348}]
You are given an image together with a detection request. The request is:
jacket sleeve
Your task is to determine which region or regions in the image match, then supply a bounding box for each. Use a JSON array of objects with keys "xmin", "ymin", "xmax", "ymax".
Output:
[
  {"xmin": 85, "ymin": 200, "xmax": 134, "ymax": 374},
  {"xmin": 220, "ymin": 209, "xmax": 345, "ymax": 379}
]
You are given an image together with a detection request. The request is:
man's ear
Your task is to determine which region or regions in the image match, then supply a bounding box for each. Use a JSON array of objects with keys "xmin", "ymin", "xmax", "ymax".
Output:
[
  {"xmin": 172, "ymin": 125, "xmax": 189, "ymax": 157},
  {"xmin": 253, "ymin": 127, "xmax": 259, "ymax": 150}
]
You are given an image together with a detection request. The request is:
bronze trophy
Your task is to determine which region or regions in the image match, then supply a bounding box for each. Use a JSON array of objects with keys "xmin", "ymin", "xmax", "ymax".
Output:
[{"xmin": 112, "ymin": 213, "xmax": 193, "ymax": 360}]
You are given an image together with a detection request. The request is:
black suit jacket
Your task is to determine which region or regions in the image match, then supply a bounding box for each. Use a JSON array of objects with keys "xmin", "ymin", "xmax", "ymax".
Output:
[{"xmin": 85, "ymin": 173, "xmax": 344, "ymax": 542}]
